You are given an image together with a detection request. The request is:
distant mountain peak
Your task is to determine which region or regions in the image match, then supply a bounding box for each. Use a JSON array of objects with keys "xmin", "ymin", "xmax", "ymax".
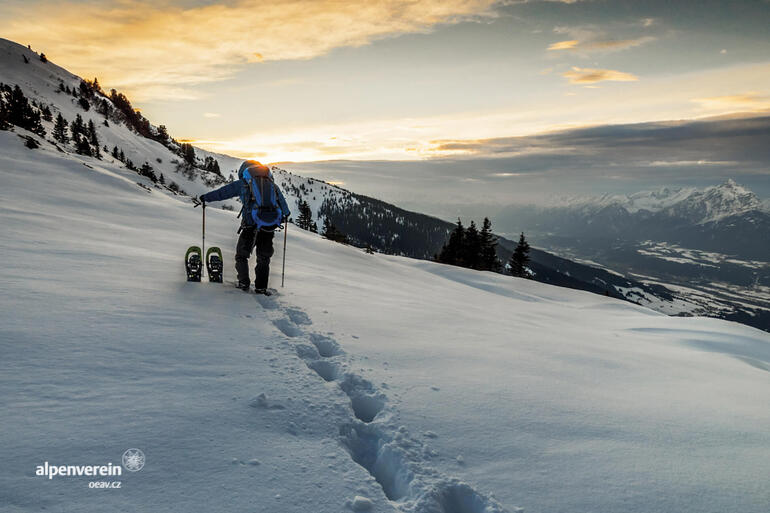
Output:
[{"xmin": 558, "ymin": 180, "xmax": 765, "ymax": 222}]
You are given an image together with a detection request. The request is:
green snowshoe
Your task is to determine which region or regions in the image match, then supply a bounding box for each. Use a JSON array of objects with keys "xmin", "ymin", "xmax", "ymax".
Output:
[
  {"xmin": 206, "ymin": 247, "xmax": 223, "ymax": 283},
  {"xmin": 185, "ymin": 246, "xmax": 202, "ymax": 282}
]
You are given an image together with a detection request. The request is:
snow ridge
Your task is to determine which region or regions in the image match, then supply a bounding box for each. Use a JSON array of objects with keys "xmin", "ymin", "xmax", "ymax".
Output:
[{"xmin": 258, "ymin": 295, "xmax": 511, "ymax": 513}]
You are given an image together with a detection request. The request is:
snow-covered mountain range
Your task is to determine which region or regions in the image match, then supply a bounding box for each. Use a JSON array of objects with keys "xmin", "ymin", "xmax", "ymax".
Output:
[{"xmin": 558, "ymin": 179, "xmax": 766, "ymax": 223}]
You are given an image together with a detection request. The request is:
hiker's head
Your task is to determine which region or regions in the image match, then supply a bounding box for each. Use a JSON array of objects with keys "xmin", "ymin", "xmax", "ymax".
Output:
[{"xmin": 238, "ymin": 160, "xmax": 270, "ymax": 179}]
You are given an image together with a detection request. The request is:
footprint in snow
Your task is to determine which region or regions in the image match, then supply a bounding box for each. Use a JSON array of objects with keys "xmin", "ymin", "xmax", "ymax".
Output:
[
  {"xmin": 273, "ymin": 318, "xmax": 302, "ymax": 338},
  {"xmin": 286, "ymin": 307, "xmax": 312, "ymax": 326},
  {"xmin": 309, "ymin": 333, "xmax": 343, "ymax": 357}
]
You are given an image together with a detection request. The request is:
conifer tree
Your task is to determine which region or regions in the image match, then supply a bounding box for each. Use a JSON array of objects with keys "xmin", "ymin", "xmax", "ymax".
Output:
[
  {"xmin": 509, "ymin": 232, "xmax": 531, "ymax": 278},
  {"xmin": 296, "ymin": 200, "xmax": 313, "ymax": 231},
  {"xmin": 479, "ymin": 217, "xmax": 501, "ymax": 272},
  {"xmin": 53, "ymin": 113, "xmax": 68, "ymax": 144},
  {"xmin": 463, "ymin": 220, "xmax": 481, "ymax": 269},
  {"xmin": 140, "ymin": 162, "xmax": 157, "ymax": 182},
  {"xmin": 321, "ymin": 217, "xmax": 347, "ymax": 243},
  {"xmin": 6, "ymin": 85, "xmax": 45, "ymax": 136},
  {"xmin": 0, "ymin": 95, "xmax": 9, "ymax": 130},
  {"xmin": 70, "ymin": 113, "xmax": 84, "ymax": 138},
  {"xmin": 156, "ymin": 124, "xmax": 169, "ymax": 143},
  {"xmin": 74, "ymin": 135, "xmax": 92, "ymax": 156},
  {"xmin": 87, "ymin": 119, "xmax": 101, "ymax": 158},
  {"xmin": 40, "ymin": 105, "xmax": 52, "ymax": 122},
  {"xmin": 437, "ymin": 218, "xmax": 465, "ymax": 266}
]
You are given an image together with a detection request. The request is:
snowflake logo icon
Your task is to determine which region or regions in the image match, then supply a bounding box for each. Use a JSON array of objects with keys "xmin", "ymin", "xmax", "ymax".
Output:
[{"xmin": 122, "ymin": 448, "xmax": 145, "ymax": 472}]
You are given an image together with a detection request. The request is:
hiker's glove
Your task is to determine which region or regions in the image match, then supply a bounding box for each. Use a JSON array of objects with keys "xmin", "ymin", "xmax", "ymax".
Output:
[{"xmin": 199, "ymin": 195, "xmax": 206, "ymax": 204}]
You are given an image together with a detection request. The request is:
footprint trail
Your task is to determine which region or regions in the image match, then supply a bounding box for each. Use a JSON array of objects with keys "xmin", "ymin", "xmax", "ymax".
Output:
[{"xmin": 255, "ymin": 293, "xmax": 512, "ymax": 513}]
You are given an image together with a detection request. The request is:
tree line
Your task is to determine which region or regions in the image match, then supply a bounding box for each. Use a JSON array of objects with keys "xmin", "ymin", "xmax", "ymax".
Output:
[{"xmin": 436, "ymin": 218, "xmax": 531, "ymax": 278}]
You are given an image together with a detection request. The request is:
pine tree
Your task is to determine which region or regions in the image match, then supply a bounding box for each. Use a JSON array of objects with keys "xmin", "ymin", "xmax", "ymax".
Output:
[
  {"xmin": 0, "ymin": 94, "xmax": 9, "ymax": 130},
  {"xmin": 6, "ymin": 85, "xmax": 45, "ymax": 136},
  {"xmin": 87, "ymin": 119, "xmax": 101, "ymax": 158},
  {"xmin": 509, "ymin": 232, "xmax": 531, "ymax": 278},
  {"xmin": 463, "ymin": 220, "xmax": 481, "ymax": 269},
  {"xmin": 321, "ymin": 217, "xmax": 347, "ymax": 243},
  {"xmin": 70, "ymin": 113, "xmax": 84, "ymax": 138},
  {"xmin": 479, "ymin": 217, "xmax": 501, "ymax": 272},
  {"xmin": 111, "ymin": 146, "xmax": 119, "ymax": 159},
  {"xmin": 296, "ymin": 200, "xmax": 313, "ymax": 231},
  {"xmin": 74, "ymin": 134, "xmax": 92, "ymax": 156},
  {"xmin": 140, "ymin": 162, "xmax": 157, "ymax": 182},
  {"xmin": 53, "ymin": 113, "xmax": 69, "ymax": 144},
  {"xmin": 156, "ymin": 124, "xmax": 169, "ymax": 143},
  {"xmin": 41, "ymin": 105, "xmax": 52, "ymax": 122},
  {"xmin": 179, "ymin": 143, "xmax": 196, "ymax": 165},
  {"xmin": 437, "ymin": 218, "xmax": 464, "ymax": 266}
]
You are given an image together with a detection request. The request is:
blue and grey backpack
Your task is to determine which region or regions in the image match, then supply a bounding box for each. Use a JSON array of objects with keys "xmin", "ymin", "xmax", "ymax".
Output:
[{"xmin": 239, "ymin": 163, "xmax": 283, "ymax": 231}]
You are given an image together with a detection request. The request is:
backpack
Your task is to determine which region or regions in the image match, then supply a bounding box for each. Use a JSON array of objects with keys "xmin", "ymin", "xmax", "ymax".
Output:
[{"xmin": 240, "ymin": 165, "xmax": 283, "ymax": 231}]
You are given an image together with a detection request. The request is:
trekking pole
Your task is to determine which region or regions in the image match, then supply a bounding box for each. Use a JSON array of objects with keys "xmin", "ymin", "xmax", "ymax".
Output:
[
  {"xmin": 281, "ymin": 220, "xmax": 288, "ymax": 287},
  {"xmin": 202, "ymin": 202, "xmax": 206, "ymax": 277}
]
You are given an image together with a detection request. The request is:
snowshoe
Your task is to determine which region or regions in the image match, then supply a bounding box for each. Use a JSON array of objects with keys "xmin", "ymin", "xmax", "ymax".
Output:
[
  {"xmin": 236, "ymin": 281, "xmax": 250, "ymax": 291},
  {"xmin": 206, "ymin": 246, "xmax": 223, "ymax": 283},
  {"xmin": 185, "ymin": 246, "xmax": 202, "ymax": 282},
  {"xmin": 254, "ymin": 288, "xmax": 273, "ymax": 296}
]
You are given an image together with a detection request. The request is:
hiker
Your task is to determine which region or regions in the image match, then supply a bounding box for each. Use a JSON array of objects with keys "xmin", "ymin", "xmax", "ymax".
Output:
[{"xmin": 198, "ymin": 160, "xmax": 291, "ymax": 294}]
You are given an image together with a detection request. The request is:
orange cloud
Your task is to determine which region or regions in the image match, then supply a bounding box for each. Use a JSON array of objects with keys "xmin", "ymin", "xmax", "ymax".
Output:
[
  {"xmin": 692, "ymin": 93, "xmax": 770, "ymax": 111},
  {"xmin": 547, "ymin": 36, "xmax": 654, "ymax": 53},
  {"xmin": 548, "ymin": 40, "xmax": 579, "ymax": 50},
  {"xmin": 1, "ymin": 0, "xmax": 498, "ymax": 100},
  {"xmin": 562, "ymin": 67, "xmax": 638, "ymax": 84}
]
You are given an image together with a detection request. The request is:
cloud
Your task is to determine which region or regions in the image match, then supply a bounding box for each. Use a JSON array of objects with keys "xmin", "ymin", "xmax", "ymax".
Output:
[
  {"xmin": 582, "ymin": 37, "xmax": 655, "ymax": 51},
  {"xmin": 420, "ymin": 114, "xmax": 770, "ymax": 164},
  {"xmin": 549, "ymin": 24, "xmax": 655, "ymax": 54},
  {"xmin": 693, "ymin": 93, "xmax": 770, "ymax": 111},
  {"xmin": 203, "ymin": 112, "xmax": 221, "ymax": 118},
  {"xmin": 547, "ymin": 35, "xmax": 655, "ymax": 53},
  {"xmin": 0, "ymin": 0, "xmax": 498, "ymax": 100},
  {"xmin": 278, "ymin": 114, "xmax": 770, "ymax": 214},
  {"xmin": 562, "ymin": 67, "xmax": 638, "ymax": 84},
  {"xmin": 548, "ymin": 40, "xmax": 579, "ymax": 50}
]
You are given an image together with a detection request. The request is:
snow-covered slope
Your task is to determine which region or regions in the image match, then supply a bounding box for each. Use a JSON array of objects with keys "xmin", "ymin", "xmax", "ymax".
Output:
[{"xmin": 3, "ymin": 107, "xmax": 770, "ymax": 513}]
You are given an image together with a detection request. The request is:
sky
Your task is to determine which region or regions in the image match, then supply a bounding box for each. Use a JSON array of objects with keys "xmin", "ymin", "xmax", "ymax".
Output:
[{"xmin": 2, "ymin": 0, "xmax": 769, "ymax": 212}]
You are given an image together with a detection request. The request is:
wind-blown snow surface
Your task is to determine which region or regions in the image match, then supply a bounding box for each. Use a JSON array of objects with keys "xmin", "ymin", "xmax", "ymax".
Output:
[{"xmin": 2, "ymin": 131, "xmax": 770, "ymax": 513}]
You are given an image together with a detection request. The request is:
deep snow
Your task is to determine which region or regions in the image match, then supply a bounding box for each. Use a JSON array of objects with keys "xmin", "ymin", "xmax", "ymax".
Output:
[{"xmin": 2, "ymin": 120, "xmax": 770, "ymax": 513}]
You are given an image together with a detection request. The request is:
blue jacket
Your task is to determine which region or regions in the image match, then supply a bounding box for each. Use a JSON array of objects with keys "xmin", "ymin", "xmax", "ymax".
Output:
[{"xmin": 201, "ymin": 175, "xmax": 291, "ymax": 225}]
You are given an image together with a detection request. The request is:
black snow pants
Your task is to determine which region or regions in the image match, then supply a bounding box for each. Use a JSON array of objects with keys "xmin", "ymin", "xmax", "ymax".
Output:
[{"xmin": 235, "ymin": 225, "xmax": 275, "ymax": 289}]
